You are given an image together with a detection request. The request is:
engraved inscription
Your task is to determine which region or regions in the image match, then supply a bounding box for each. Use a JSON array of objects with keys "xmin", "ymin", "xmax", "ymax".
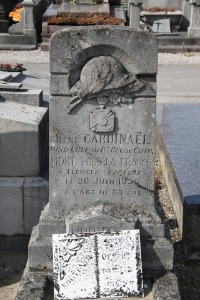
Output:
[
  {"xmin": 53, "ymin": 230, "xmax": 143, "ymax": 299},
  {"xmin": 50, "ymin": 125, "xmax": 154, "ymax": 205}
]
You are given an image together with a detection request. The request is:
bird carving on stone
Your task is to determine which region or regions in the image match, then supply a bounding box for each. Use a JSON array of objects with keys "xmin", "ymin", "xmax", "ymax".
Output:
[{"xmin": 67, "ymin": 56, "xmax": 144, "ymax": 113}]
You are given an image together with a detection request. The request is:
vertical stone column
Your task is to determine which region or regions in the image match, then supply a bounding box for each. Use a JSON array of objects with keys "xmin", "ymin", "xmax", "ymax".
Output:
[
  {"xmin": 23, "ymin": 0, "xmax": 36, "ymax": 36},
  {"xmin": 188, "ymin": 0, "xmax": 200, "ymax": 37},
  {"xmin": 128, "ymin": 0, "xmax": 143, "ymax": 28}
]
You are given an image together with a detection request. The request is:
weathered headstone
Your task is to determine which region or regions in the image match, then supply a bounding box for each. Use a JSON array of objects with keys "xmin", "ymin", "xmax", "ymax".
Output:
[
  {"xmin": 53, "ymin": 230, "xmax": 143, "ymax": 299},
  {"xmin": 152, "ymin": 18, "xmax": 171, "ymax": 33},
  {"xmin": 28, "ymin": 26, "xmax": 173, "ymax": 282}
]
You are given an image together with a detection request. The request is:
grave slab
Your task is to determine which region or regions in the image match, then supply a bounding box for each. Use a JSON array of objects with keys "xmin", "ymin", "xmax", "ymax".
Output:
[
  {"xmin": 0, "ymin": 176, "xmax": 49, "ymax": 236},
  {"xmin": 0, "ymin": 89, "xmax": 43, "ymax": 106},
  {"xmin": 0, "ymin": 100, "xmax": 48, "ymax": 176},
  {"xmin": 53, "ymin": 230, "xmax": 143, "ymax": 299}
]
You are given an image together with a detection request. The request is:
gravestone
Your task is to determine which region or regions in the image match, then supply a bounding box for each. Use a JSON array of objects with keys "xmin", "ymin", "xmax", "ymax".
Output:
[
  {"xmin": 53, "ymin": 230, "xmax": 143, "ymax": 299},
  {"xmin": 152, "ymin": 18, "xmax": 171, "ymax": 33},
  {"xmin": 28, "ymin": 26, "xmax": 173, "ymax": 284}
]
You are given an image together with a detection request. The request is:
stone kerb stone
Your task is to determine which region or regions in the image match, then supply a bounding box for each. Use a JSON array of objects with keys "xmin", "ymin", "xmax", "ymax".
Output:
[{"xmin": 0, "ymin": 101, "xmax": 48, "ymax": 176}]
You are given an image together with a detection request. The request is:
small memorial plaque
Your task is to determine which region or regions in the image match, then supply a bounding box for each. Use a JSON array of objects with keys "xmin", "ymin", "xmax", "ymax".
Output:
[
  {"xmin": 90, "ymin": 109, "xmax": 115, "ymax": 133},
  {"xmin": 152, "ymin": 18, "xmax": 171, "ymax": 33},
  {"xmin": 53, "ymin": 230, "xmax": 143, "ymax": 299},
  {"xmin": 53, "ymin": 235, "xmax": 97, "ymax": 299}
]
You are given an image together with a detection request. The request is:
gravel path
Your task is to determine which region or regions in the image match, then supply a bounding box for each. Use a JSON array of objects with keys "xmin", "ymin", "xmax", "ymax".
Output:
[
  {"xmin": 1, "ymin": 49, "xmax": 200, "ymax": 65},
  {"xmin": 0, "ymin": 49, "xmax": 49, "ymax": 64}
]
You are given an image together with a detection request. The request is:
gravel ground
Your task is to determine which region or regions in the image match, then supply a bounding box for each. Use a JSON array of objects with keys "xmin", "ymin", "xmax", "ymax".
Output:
[{"xmin": 0, "ymin": 49, "xmax": 200, "ymax": 65}]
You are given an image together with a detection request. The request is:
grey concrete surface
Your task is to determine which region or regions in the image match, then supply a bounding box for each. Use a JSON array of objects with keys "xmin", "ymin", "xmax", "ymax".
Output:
[{"xmin": 157, "ymin": 64, "xmax": 200, "ymax": 101}]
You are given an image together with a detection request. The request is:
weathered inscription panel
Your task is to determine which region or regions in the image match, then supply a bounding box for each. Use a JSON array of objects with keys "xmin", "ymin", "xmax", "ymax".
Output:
[
  {"xmin": 53, "ymin": 234, "xmax": 97, "ymax": 299},
  {"xmin": 98, "ymin": 230, "xmax": 143, "ymax": 298},
  {"xmin": 53, "ymin": 230, "xmax": 143, "ymax": 299},
  {"xmin": 49, "ymin": 97, "xmax": 156, "ymax": 213}
]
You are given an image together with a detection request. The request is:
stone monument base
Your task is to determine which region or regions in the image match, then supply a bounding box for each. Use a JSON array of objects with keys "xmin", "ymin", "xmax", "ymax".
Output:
[{"xmin": 28, "ymin": 203, "xmax": 174, "ymax": 280}]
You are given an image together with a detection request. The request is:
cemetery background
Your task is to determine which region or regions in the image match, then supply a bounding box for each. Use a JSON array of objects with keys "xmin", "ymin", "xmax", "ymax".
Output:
[
  {"xmin": 0, "ymin": 0, "xmax": 200, "ymax": 298},
  {"xmin": 1, "ymin": 0, "xmax": 200, "ymax": 50}
]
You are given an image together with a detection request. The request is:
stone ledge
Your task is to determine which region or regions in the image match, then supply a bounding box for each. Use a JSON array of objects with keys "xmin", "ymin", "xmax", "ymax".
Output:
[
  {"xmin": 0, "ymin": 89, "xmax": 43, "ymax": 107},
  {"xmin": 157, "ymin": 103, "xmax": 200, "ymax": 259},
  {"xmin": 0, "ymin": 44, "xmax": 36, "ymax": 50}
]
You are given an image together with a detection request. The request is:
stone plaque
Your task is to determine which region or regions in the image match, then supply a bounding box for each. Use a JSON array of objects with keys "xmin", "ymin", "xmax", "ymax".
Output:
[
  {"xmin": 53, "ymin": 234, "xmax": 97, "ymax": 299},
  {"xmin": 76, "ymin": 0, "xmax": 93, "ymax": 4},
  {"xmin": 152, "ymin": 18, "xmax": 171, "ymax": 33},
  {"xmin": 53, "ymin": 230, "xmax": 143, "ymax": 299}
]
